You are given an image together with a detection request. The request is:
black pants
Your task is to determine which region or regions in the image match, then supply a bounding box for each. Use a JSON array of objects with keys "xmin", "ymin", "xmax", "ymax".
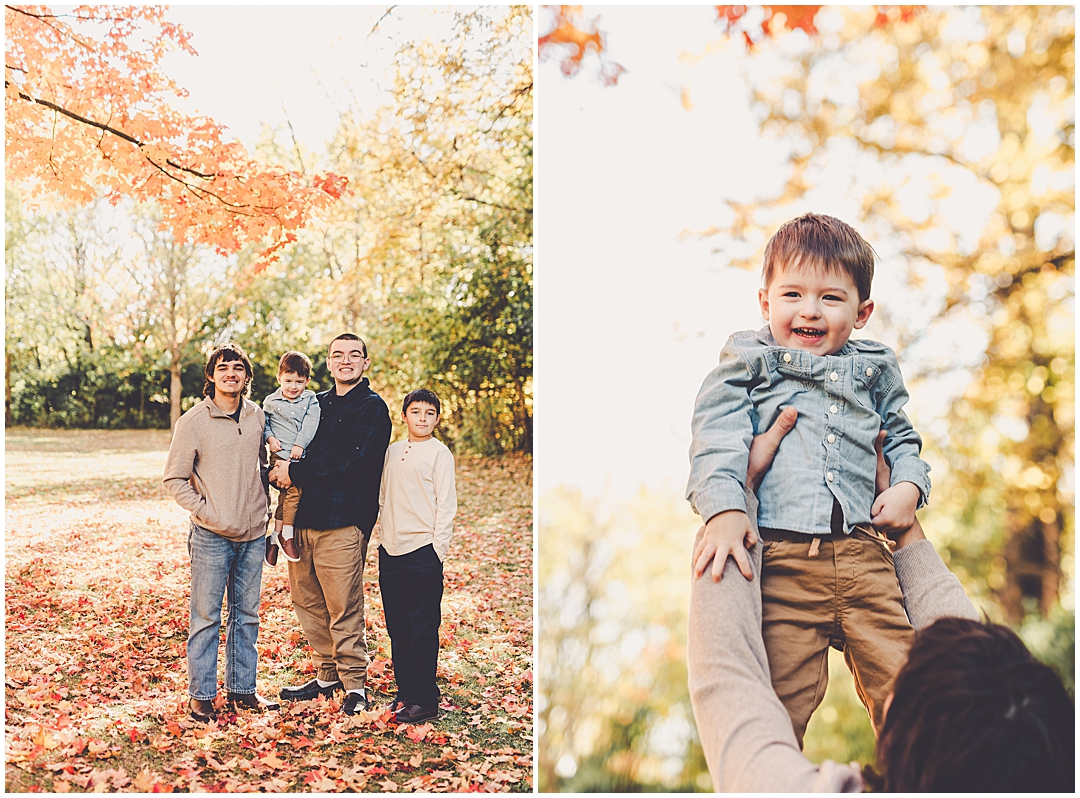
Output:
[{"xmin": 378, "ymin": 543, "xmax": 443, "ymax": 709}]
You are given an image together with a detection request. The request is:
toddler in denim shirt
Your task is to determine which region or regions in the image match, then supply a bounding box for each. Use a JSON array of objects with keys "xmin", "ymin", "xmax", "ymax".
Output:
[
  {"xmin": 263, "ymin": 351, "xmax": 321, "ymax": 567},
  {"xmin": 687, "ymin": 212, "xmax": 931, "ymax": 745}
]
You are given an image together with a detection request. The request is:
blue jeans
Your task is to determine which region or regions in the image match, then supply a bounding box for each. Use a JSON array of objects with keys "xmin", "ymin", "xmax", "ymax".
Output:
[{"xmin": 187, "ymin": 523, "xmax": 264, "ymax": 699}]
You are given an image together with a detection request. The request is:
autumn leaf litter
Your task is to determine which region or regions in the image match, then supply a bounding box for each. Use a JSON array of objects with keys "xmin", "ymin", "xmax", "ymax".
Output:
[{"xmin": 5, "ymin": 429, "xmax": 532, "ymax": 792}]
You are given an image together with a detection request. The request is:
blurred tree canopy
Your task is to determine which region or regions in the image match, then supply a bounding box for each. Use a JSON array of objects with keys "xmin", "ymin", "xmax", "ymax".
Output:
[
  {"xmin": 6, "ymin": 7, "xmax": 533, "ymax": 454},
  {"xmin": 539, "ymin": 4, "xmax": 1073, "ymax": 791}
]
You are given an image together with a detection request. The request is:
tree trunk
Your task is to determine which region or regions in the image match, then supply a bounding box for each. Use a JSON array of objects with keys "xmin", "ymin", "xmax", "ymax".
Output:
[
  {"xmin": 170, "ymin": 357, "xmax": 182, "ymax": 431},
  {"xmin": 1001, "ymin": 508, "xmax": 1061, "ymax": 623},
  {"xmin": 5, "ymin": 351, "xmax": 12, "ymax": 427},
  {"xmin": 514, "ymin": 376, "xmax": 533, "ymax": 453}
]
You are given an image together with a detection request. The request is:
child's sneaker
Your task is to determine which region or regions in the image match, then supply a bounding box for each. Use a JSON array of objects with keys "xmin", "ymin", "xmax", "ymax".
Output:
[
  {"xmin": 265, "ymin": 531, "xmax": 279, "ymax": 567},
  {"xmin": 280, "ymin": 535, "xmax": 301, "ymax": 563}
]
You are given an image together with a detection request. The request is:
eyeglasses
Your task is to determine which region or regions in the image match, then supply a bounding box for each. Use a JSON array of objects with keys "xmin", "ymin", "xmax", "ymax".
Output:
[{"xmin": 329, "ymin": 351, "xmax": 366, "ymax": 363}]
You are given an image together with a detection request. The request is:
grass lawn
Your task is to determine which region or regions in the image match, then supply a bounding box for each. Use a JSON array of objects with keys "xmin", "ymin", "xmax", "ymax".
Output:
[{"xmin": 5, "ymin": 428, "xmax": 533, "ymax": 792}]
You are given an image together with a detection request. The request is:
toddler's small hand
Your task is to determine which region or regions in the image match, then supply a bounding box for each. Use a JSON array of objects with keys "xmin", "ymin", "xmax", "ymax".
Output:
[
  {"xmin": 290, "ymin": 445, "xmax": 304, "ymax": 461},
  {"xmin": 693, "ymin": 510, "xmax": 757, "ymax": 582},
  {"xmin": 871, "ymin": 481, "xmax": 921, "ymax": 534},
  {"xmin": 267, "ymin": 436, "xmax": 282, "ymax": 453}
]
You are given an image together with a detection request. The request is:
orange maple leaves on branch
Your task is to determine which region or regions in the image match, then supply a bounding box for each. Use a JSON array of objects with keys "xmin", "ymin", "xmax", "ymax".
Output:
[
  {"xmin": 4, "ymin": 5, "xmax": 347, "ymax": 262},
  {"xmin": 540, "ymin": 5, "xmax": 925, "ymax": 80},
  {"xmin": 715, "ymin": 5, "xmax": 923, "ymax": 46}
]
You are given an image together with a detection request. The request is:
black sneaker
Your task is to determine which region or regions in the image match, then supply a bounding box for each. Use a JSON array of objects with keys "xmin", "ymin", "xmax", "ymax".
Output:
[
  {"xmin": 279, "ymin": 678, "xmax": 342, "ymax": 702},
  {"xmin": 342, "ymin": 691, "xmax": 368, "ymax": 716}
]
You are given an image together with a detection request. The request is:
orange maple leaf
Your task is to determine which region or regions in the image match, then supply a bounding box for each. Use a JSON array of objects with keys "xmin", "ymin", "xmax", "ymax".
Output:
[{"xmin": 539, "ymin": 5, "xmax": 626, "ymax": 84}]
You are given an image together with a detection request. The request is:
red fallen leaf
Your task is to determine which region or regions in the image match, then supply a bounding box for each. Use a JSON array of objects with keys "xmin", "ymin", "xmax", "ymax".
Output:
[
  {"xmin": 367, "ymin": 659, "xmax": 388, "ymax": 678},
  {"xmin": 405, "ymin": 722, "xmax": 435, "ymax": 742}
]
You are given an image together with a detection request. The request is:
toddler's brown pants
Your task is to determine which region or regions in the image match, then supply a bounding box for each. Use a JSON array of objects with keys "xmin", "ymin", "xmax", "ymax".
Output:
[
  {"xmin": 759, "ymin": 526, "xmax": 914, "ymax": 748},
  {"xmin": 271, "ymin": 452, "xmax": 302, "ymax": 526}
]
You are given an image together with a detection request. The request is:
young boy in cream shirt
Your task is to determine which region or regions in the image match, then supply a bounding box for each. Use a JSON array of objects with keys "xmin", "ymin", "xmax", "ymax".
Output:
[{"xmin": 377, "ymin": 388, "xmax": 457, "ymax": 724}]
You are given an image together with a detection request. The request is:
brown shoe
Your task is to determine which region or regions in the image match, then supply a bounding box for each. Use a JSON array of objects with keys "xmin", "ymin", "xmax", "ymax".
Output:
[
  {"xmin": 394, "ymin": 703, "xmax": 439, "ymax": 724},
  {"xmin": 189, "ymin": 697, "xmax": 216, "ymax": 722},
  {"xmin": 265, "ymin": 533, "xmax": 279, "ymax": 567},
  {"xmin": 280, "ymin": 535, "xmax": 300, "ymax": 563},
  {"xmin": 227, "ymin": 692, "xmax": 280, "ymax": 711},
  {"xmin": 388, "ymin": 694, "xmax": 409, "ymax": 713}
]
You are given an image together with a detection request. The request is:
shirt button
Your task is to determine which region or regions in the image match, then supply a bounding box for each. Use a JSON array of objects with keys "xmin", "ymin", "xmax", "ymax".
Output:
[
  {"xmin": 827, "ymin": 434, "xmax": 836, "ymax": 443},
  {"xmin": 827, "ymin": 472, "xmax": 834, "ymax": 482},
  {"xmin": 866, "ymin": 367, "xmax": 874, "ymax": 376},
  {"xmin": 830, "ymin": 371, "xmax": 838, "ymax": 381},
  {"xmin": 783, "ymin": 353, "xmax": 792, "ymax": 363},
  {"xmin": 830, "ymin": 405, "xmax": 838, "ymax": 414}
]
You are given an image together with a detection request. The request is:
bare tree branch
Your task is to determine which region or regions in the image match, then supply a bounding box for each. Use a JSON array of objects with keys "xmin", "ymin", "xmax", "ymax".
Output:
[
  {"xmin": 369, "ymin": 6, "xmax": 397, "ymax": 37},
  {"xmin": 7, "ymin": 82, "xmax": 217, "ymax": 179}
]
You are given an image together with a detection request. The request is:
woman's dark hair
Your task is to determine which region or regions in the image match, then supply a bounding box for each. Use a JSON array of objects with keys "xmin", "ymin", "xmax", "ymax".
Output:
[
  {"xmin": 202, "ymin": 343, "xmax": 253, "ymax": 399},
  {"xmin": 874, "ymin": 617, "xmax": 1074, "ymax": 792}
]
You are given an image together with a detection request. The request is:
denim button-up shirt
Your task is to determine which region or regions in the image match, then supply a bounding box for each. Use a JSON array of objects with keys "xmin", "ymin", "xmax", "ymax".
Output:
[
  {"xmin": 262, "ymin": 388, "xmax": 321, "ymax": 454},
  {"xmin": 687, "ymin": 327, "xmax": 930, "ymax": 535}
]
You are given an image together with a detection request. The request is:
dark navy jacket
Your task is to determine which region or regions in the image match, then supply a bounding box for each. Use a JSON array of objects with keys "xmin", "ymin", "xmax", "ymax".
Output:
[{"xmin": 290, "ymin": 378, "xmax": 392, "ymax": 535}]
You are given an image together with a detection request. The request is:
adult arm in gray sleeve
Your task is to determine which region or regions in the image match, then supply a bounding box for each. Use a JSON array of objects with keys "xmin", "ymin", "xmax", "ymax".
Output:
[
  {"xmin": 893, "ymin": 534, "xmax": 980, "ymax": 628},
  {"xmin": 687, "ymin": 490, "xmax": 864, "ymax": 793}
]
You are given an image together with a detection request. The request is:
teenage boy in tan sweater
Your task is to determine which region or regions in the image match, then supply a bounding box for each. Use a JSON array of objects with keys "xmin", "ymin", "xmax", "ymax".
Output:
[
  {"xmin": 163, "ymin": 343, "xmax": 278, "ymax": 722},
  {"xmin": 377, "ymin": 388, "xmax": 457, "ymax": 723}
]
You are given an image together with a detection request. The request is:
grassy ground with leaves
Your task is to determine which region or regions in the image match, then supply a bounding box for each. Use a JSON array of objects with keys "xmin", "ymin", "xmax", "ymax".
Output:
[{"xmin": 5, "ymin": 429, "xmax": 533, "ymax": 792}]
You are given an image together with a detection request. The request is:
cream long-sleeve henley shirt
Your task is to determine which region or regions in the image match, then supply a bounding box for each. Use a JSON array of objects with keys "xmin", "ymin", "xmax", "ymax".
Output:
[{"xmin": 378, "ymin": 437, "xmax": 457, "ymax": 562}]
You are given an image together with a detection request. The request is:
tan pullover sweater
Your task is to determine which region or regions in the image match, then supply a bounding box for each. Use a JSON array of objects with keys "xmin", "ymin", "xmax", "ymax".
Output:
[{"xmin": 163, "ymin": 396, "xmax": 269, "ymax": 542}]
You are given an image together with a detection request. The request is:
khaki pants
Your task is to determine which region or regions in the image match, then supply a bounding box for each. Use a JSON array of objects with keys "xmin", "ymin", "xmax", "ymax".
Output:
[
  {"xmin": 287, "ymin": 525, "xmax": 370, "ymax": 691},
  {"xmin": 760, "ymin": 527, "xmax": 914, "ymax": 748},
  {"xmin": 270, "ymin": 453, "xmax": 302, "ymax": 526}
]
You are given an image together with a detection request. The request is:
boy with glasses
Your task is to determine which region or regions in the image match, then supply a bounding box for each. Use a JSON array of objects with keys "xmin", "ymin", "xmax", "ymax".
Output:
[{"xmin": 269, "ymin": 334, "xmax": 392, "ymax": 715}]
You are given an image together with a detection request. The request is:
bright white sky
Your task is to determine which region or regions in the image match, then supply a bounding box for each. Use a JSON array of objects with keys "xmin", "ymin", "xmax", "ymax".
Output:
[
  {"xmin": 535, "ymin": 7, "xmax": 995, "ymax": 501},
  {"xmin": 536, "ymin": 7, "xmax": 772, "ymax": 500},
  {"xmin": 161, "ymin": 6, "xmax": 480, "ymax": 155}
]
